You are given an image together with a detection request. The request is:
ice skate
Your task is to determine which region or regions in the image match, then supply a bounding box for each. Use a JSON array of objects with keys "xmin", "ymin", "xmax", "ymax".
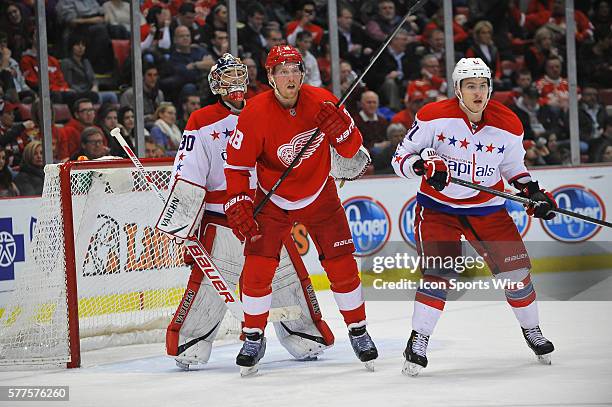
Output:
[
  {"xmin": 348, "ymin": 323, "xmax": 378, "ymax": 371},
  {"xmin": 522, "ymin": 326, "xmax": 554, "ymax": 365},
  {"xmin": 402, "ymin": 330, "xmax": 429, "ymax": 377},
  {"xmin": 236, "ymin": 329, "xmax": 267, "ymax": 377}
]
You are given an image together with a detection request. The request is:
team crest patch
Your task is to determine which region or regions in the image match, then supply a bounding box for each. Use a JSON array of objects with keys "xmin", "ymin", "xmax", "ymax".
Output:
[{"xmin": 277, "ymin": 128, "xmax": 325, "ymax": 168}]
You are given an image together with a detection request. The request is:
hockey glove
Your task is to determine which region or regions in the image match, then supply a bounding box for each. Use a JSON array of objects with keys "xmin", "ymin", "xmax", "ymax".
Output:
[
  {"xmin": 516, "ymin": 181, "xmax": 557, "ymax": 220},
  {"xmin": 413, "ymin": 148, "xmax": 450, "ymax": 192},
  {"xmin": 224, "ymin": 194, "xmax": 259, "ymax": 241},
  {"xmin": 315, "ymin": 101, "xmax": 354, "ymax": 145}
]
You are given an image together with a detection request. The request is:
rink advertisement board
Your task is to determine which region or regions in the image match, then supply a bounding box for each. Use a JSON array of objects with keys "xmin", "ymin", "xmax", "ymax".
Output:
[{"xmin": 0, "ymin": 165, "xmax": 610, "ymax": 301}]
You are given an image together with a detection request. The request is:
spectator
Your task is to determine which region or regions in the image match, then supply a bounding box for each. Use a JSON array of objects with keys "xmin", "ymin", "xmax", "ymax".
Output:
[
  {"xmin": 69, "ymin": 126, "xmax": 110, "ymax": 161},
  {"xmin": 295, "ymin": 31, "xmax": 321, "ymax": 87},
  {"xmin": 465, "ymin": 21, "xmax": 502, "ymax": 82},
  {"xmin": 171, "ymin": 2, "xmax": 205, "ymax": 44},
  {"xmin": 511, "ymin": 69, "xmax": 534, "ymax": 102},
  {"xmin": 391, "ymin": 91, "xmax": 427, "ymax": 129},
  {"xmin": 354, "ymin": 91, "xmax": 389, "ymax": 151},
  {"xmin": 208, "ymin": 30, "xmax": 230, "ymax": 61},
  {"xmin": 244, "ymin": 57, "xmax": 271, "ymax": 99},
  {"xmin": 201, "ymin": 3, "xmax": 228, "ymax": 47},
  {"xmin": 0, "ymin": 148, "xmax": 19, "ymax": 197},
  {"xmin": 145, "ymin": 136, "xmax": 165, "ymax": 158},
  {"xmin": 372, "ymin": 122, "xmax": 407, "ymax": 174},
  {"xmin": 238, "ymin": 3, "xmax": 267, "ymax": 63},
  {"xmin": 424, "ymin": 6, "xmax": 469, "ymax": 52},
  {"xmin": 406, "ymin": 28, "xmax": 446, "ymax": 81},
  {"xmin": 337, "ymin": 4, "xmax": 371, "ymax": 70},
  {"xmin": 591, "ymin": 0, "xmax": 612, "ymax": 39},
  {"xmin": 96, "ymin": 104, "xmax": 128, "ymax": 157},
  {"xmin": 525, "ymin": 0, "xmax": 594, "ymax": 43},
  {"xmin": 60, "ymin": 37, "xmax": 118, "ymax": 105},
  {"xmin": 406, "ymin": 54, "xmax": 447, "ymax": 101},
  {"xmin": 578, "ymin": 30, "xmax": 612, "ymax": 88},
  {"xmin": 0, "ymin": 98, "xmax": 35, "ymax": 167},
  {"xmin": 511, "ymin": 85, "xmax": 555, "ymax": 140},
  {"xmin": 14, "ymin": 140, "xmax": 44, "ymax": 195},
  {"xmin": 1, "ymin": 2, "xmax": 34, "ymax": 61},
  {"xmin": 55, "ymin": 0, "xmax": 114, "ymax": 73},
  {"xmin": 162, "ymin": 26, "xmax": 212, "ymax": 103},
  {"xmin": 525, "ymin": 27, "xmax": 560, "ymax": 80},
  {"xmin": 102, "ymin": 0, "xmax": 132, "ymax": 39},
  {"xmin": 150, "ymin": 102, "xmax": 182, "ymax": 153},
  {"xmin": 366, "ymin": 0, "xmax": 403, "ymax": 46},
  {"xmin": 286, "ymin": 1, "xmax": 324, "ymax": 47},
  {"xmin": 29, "ymin": 99, "xmax": 62, "ymax": 162},
  {"xmin": 120, "ymin": 64, "xmax": 165, "ymax": 126},
  {"xmin": 336, "ymin": 60, "xmax": 365, "ymax": 115},
  {"xmin": 590, "ymin": 139, "xmax": 612, "ymax": 162},
  {"xmin": 535, "ymin": 56, "xmax": 570, "ymax": 109},
  {"xmin": 59, "ymin": 98, "xmax": 98, "ymax": 160},
  {"xmin": 20, "ymin": 35, "xmax": 75, "ymax": 105},
  {"xmin": 141, "ymin": 5, "xmax": 172, "ymax": 58},
  {"xmin": 0, "ymin": 31, "xmax": 32, "ymax": 103},
  {"xmin": 523, "ymin": 139, "xmax": 547, "ymax": 166},
  {"xmin": 579, "ymin": 86, "xmax": 608, "ymax": 141},
  {"xmin": 469, "ymin": 0, "xmax": 518, "ymax": 60},
  {"xmin": 117, "ymin": 105, "xmax": 140, "ymax": 145},
  {"xmin": 177, "ymin": 93, "xmax": 201, "ymax": 132},
  {"xmin": 364, "ymin": 29, "xmax": 411, "ymax": 111}
]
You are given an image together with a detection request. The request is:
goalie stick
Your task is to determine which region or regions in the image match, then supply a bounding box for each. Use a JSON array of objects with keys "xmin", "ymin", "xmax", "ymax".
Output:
[
  {"xmin": 110, "ymin": 128, "xmax": 304, "ymax": 322},
  {"xmin": 254, "ymin": 0, "xmax": 430, "ymax": 216},
  {"xmin": 450, "ymin": 176, "xmax": 612, "ymax": 228}
]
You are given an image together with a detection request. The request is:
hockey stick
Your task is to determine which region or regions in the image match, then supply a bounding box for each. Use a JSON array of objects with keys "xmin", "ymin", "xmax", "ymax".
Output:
[
  {"xmin": 110, "ymin": 128, "xmax": 304, "ymax": 322},
  {"xmin": 450, "ymin": 176, "xmax": 612, "ymax": 228},
  {"xmin": 254, "ymin": 0, "xmax": 430, "ymax": 216}
]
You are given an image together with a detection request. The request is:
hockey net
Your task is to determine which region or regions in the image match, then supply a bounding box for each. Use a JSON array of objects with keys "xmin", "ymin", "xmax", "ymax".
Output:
[{"xmin": 0, "ymin": 158, "xmax": 240, "ymax": 368}]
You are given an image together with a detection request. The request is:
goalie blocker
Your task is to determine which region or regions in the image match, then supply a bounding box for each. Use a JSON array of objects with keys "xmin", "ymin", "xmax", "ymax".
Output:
[{"xmin": 158, "ymin": 179, "xmax": 334, "ymax": 368}]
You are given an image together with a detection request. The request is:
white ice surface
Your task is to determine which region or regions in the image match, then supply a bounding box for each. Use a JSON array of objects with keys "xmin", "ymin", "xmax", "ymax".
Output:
[{"xmin": 1, "ymin": 289, "xmax": 611, "ymax": 407}]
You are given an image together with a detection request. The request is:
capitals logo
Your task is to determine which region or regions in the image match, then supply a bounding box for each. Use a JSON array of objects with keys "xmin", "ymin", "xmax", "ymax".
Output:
[
  {"xmin": 277, "ymin": 128, "xmax": 324, "ymax": 168},
  {"xmin": 446, "ymin": 154, "xmax": 496, "ymax": 185},
  {"xmin": 542, "ymin": 185, "xmax": 605, "ymax": 242},
  {"xmin": 505, "ymin": 195, "xmax": 531, "ymax": 237},
  {"xmin": 343, "ymin": 196, "xmax": 390, "ymax": 256},
  {"xmin": 399, "ymin": 196, "xmax": 418, "ymax": 248},
  {"xmin": 0, "ymin": 217, "xmax": 26, "ymax": 282}
]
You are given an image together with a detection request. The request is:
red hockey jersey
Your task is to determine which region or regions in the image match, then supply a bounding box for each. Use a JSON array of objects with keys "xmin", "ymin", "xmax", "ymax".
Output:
[{"xmin": 225, "ymin": 85, "xmax": 362, "ymax": 210}]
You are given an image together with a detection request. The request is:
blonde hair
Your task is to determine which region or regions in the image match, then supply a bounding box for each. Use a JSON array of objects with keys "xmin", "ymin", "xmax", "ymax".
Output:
[
  {"xmin": 473, "ymin": 20, "xmax": 493, "ymax": 42},
  {"xmin": 534, "ymin": 27, "xmax": 552, "ymax": 46},
  {"xmin": 22, "ymin": 141, "xmax": 42, "ymax": 167},
  {"xmin": 154, "ymin": 102, "xmax": 176, "ymax": 120}
]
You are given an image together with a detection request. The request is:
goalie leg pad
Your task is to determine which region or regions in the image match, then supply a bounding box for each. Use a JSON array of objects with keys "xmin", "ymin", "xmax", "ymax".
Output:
[{"xmin": 271, "ymin": 237, "xmax": 335, "ymax": 359}]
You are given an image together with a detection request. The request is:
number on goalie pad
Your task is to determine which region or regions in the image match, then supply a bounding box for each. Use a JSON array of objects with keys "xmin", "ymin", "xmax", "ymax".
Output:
[
  {"xmin": 330, "ymin": 145, "xmax": 371, "ymax": 181},
  {"xmin": 168, "ymin": 222, "xmax": 334, "ymax": 364},
  {"xmin": 156, "ymin": 178, "xmax": 207, "ymax": 240}
]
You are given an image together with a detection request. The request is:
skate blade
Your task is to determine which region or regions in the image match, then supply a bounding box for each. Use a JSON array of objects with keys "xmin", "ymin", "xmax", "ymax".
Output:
[
  {"xmin": 175, "ymin": 360, "xmax": 190, "ymax": 371},
  {"xmin": 240, "ymin": 365, "xmax": 259, "ymax": 377},
  {"xmin": 537, "ymin": 353, "xmax": 552, "ymax": 365},
  {"xmin": 401, "ymin": 360, "xmax": 423, "ymax": 377},
  {"xmin": 364, "ymin": 361, "xmax": 375, "ymax": 372}
]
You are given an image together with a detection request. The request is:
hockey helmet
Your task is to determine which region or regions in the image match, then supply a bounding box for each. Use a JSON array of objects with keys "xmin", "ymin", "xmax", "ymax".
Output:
[
  {"xmin": 452, "ymin": 58, "xmax": 493, "ymax": 111},
  {"xmin": 265, "ymin": 45, "xmax": 304, "ymax": 72},
  {"xmin": 208, "ymin": 53, "xmax": 249, "ymax": 100}
]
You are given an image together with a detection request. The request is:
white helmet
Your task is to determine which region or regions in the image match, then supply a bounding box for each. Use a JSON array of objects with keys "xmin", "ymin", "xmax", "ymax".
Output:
[{"xmin": 452, "ymin": 58, "xmax": 492, "ymax": 112}]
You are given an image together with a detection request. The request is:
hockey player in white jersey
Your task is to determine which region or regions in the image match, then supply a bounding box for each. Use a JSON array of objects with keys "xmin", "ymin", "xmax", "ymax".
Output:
[
  {"xmin": 392, "ymin": 58, "xmax": 557, "ymax": 376},
  {"xmin": 160, "ymin": 54, "xmax": 334, "ymax": 371}
]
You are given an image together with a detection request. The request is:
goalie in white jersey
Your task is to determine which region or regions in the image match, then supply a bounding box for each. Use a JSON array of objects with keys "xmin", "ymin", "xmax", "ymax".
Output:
[
  {"xmin": 392, "ymin": 58, "xmax": 558, "ymax": 376},
  {"xmin": 160, "ymin": 54, "xmax": 334, "ymax": 370}
]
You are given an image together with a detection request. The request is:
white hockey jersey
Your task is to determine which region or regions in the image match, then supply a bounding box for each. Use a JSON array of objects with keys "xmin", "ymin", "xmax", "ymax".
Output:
[
  {"xmin": 392, "ymin": 98, "xmax": 530, "ymax": 215},
  {"xmin": 170, "ymin": 100, "xmax": 256, "ymax": 214}
]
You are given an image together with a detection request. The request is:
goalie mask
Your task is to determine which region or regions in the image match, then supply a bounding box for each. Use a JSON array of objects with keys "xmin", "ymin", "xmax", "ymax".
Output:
[
  {"xmin": 208, "ymin": 53, "xmax": 249, "ymax": 101},
  {"xmin": 452, "ymin": 57, "xmax": 493, "ymax": 113}
]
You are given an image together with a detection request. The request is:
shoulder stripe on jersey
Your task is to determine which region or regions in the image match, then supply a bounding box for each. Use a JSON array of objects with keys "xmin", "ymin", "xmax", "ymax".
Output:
[
  {"xmin": 182, "ymin": 129, "xmax": 199, "ymax": 136},
  {"xmin": 507, "ymin": 172, "xmax": 531, "ymax": 185},
  {"xmin": 224, "ymin": 164, "xmax": 255, "ymax": 171}
]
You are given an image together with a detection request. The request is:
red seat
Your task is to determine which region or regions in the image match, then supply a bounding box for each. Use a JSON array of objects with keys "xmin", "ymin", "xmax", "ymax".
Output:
[
  {"xmin": 112, "ymin": 39, "xmax": 130, "ymax": 71},
  {"xmin": 598, "ymin": 88, "xmax": 612, "ymax": 106},
  {"xmin": 492, "ymin": 91, "xmax": 514, "ymax": 106},
  {"xmin": 53, "ymin": 104, "xmax": 72, "ymax": 124}
]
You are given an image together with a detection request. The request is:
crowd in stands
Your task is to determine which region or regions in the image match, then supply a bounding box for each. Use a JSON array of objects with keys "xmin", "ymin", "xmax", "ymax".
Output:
[{"xmin": 0, "ymin": 0, "xmax": 611, "ymax": 197}]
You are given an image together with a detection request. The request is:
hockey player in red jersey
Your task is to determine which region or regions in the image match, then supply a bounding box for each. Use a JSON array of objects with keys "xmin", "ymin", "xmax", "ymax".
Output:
[
  {"xmin": 224, "ymin": 45, "xmax": 378, "ymax": 374},
  {"xmin": 392, "ymin": 58, "xmax": 557, "ymax": 376},
  {"xmin": 162, "ymin": 54, "xmax": 335, "ymax": 371}
]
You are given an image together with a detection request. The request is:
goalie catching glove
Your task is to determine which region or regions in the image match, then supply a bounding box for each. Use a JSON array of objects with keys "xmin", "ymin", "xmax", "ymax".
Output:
[
  {"xmin": 413, "ymin": 148, "xmax": 450, "ymax": 191},
  {"xmin": 516, "ymin": 180, "xmax": 557, "ymax": 220},
  {"xmin": 315, "ymin": 101, "xmax": 355, "ymax": 145},
  {"xmin": 224, "ymin": 193, "xmax": 259, "ymax": 240}
]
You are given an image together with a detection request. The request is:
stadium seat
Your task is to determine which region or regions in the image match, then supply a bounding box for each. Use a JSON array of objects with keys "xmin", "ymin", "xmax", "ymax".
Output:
[
  {"xmin": 112, "ymin": 39, "xmax": 130, "ymax": 72},
  {"xmin": 492, "ymin": 91, "xmax": 514, "ymax": 106},
  {"xmin": 53, "ymin": 104, "xmax": 72, "ymax": 124}
]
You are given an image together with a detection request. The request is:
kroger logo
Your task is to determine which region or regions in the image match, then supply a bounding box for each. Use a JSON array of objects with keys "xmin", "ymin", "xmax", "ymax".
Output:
[
  {"xmin": 343, "ymin": 196, "xmax": 390, "ymax": 256},
  {"xmin": 505, "ymin": 196, "xmax": 531, "ymax": 238},
  {"xmin": 541, "ymin": 185, "xmax": 605, "ymax": 242},
  {"xmin": 399, "ymin": 196, "xmax": 418, "ymax": 248}
]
